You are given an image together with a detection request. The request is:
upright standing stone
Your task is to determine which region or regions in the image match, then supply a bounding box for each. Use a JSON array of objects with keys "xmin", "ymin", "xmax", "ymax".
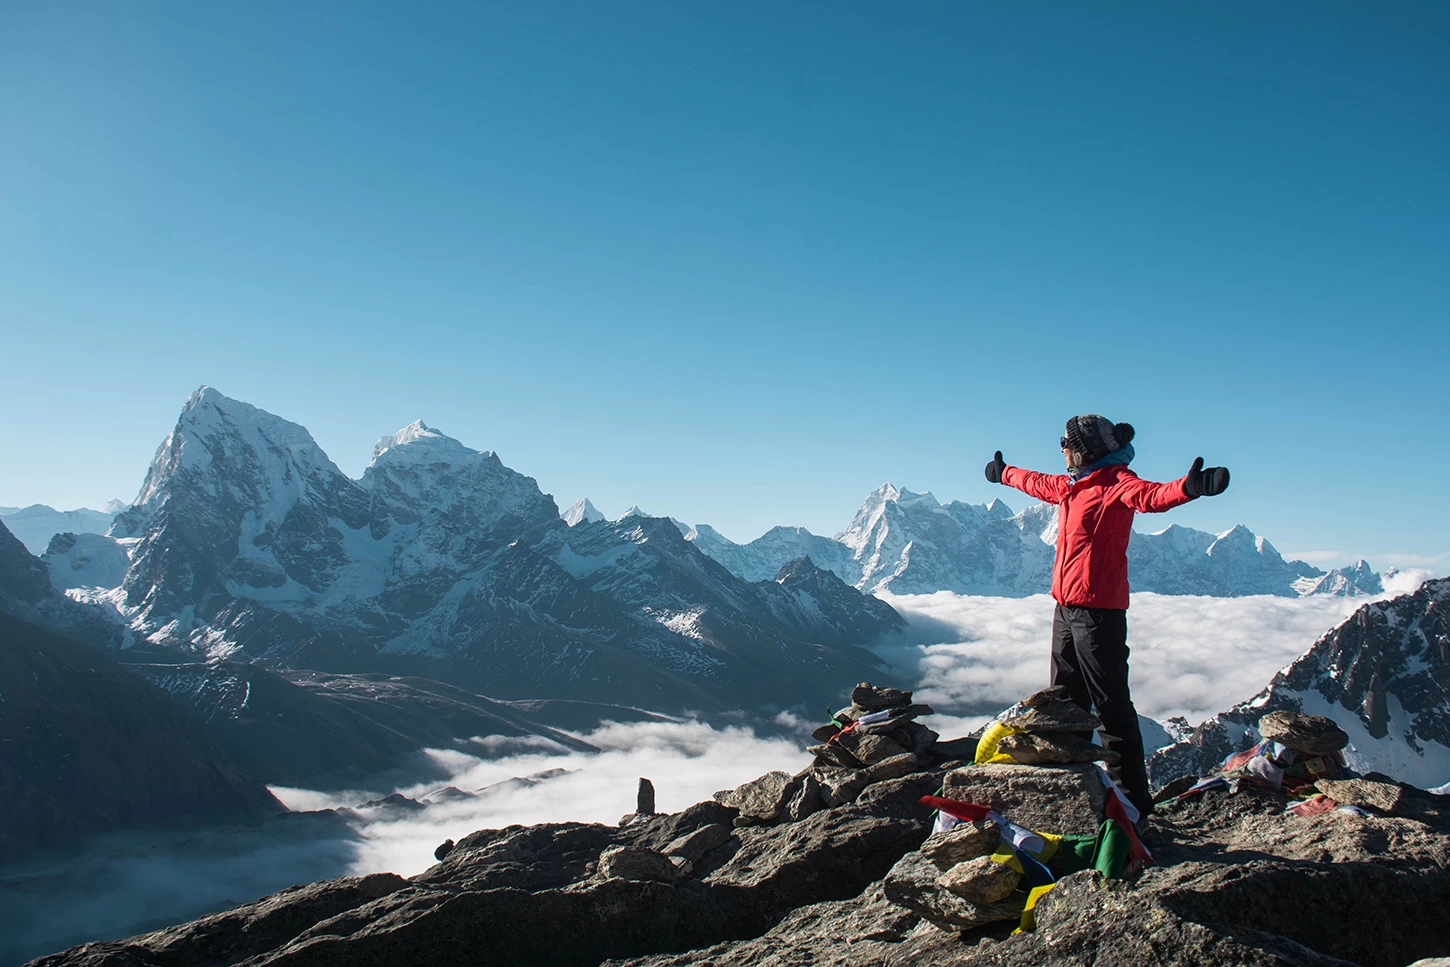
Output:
[{"xmin": 637, "ymin": 777, "xmax": 656, "ymax": 816}]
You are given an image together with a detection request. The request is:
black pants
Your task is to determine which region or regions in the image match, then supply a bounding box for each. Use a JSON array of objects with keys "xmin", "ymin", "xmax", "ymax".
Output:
[{"xmin": 1050, "ymin": 604, "xmax": 1151, "ymax": 816}]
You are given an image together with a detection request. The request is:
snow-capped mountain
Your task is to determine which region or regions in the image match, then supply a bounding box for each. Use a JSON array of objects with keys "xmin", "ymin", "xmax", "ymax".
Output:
[
  {"xmin": 0, "ymin": 503, "xmax": 122, "ymax": 555},
  {"xmin": 1148, "ymin": 577, "xmax": 1450, "ymax": 790},
  {"xmin": 561, "ymin": 498, "xmax": 605, "ymax": 526},
  {"xmin": 681, "ymin": 484, "xmax": 1382, "ymax": 599},
  {"xmin": 0, "ymin": 520, "xmax": 123, "ymax": 646},
  {"xmin": 42, "ymin": 532, "xmax": 131, "ymax": 592},
  {"xmin": 673, "ymin": 522, "xmax": 854, "ymax": 583},
  {"xmin": 88, "ymin": 388, "xmax": 902, "ymax": 711}
]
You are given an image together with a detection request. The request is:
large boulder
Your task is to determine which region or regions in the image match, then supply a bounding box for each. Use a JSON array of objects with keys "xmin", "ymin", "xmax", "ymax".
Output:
[
  {"xmin": 937, "ymin": 855, "xmax": 1022, "ymax": 905},
  {"xmin": 662, "ymin": 823, "xmax": 732, "ymax": 864},
  {"xmin": 1257, "ymin": 711, "xmax": 1349, "ymax": 754},
  {"xmin": 597, "ymin": 846, "xmax": 678, "ymax": 883},
  {"xmin": 882, "ymin": 851, "xmax": 1026, "ymax": 931},
  {"xmin": 919, "ymin": 822, "xmax": 1000, "ymax": 868},
  {"xmin": 940, "ymin": 763, "xmax": 1108, "ymax": 837},
  {"xmin": 995, "ymin": 731, "xmax": 1121, "ymax": 766},
  {"xmin": 714, "ymin": 771, "xmax": 794, "ymax": 826}
]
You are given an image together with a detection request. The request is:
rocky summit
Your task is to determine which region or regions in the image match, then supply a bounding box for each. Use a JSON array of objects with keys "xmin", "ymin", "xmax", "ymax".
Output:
[{"xmin": 30, "ymin": 686, "xmax": 1450, "ymax": 967}]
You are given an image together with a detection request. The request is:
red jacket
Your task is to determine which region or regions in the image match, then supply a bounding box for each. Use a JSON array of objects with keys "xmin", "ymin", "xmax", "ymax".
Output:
[{"xmin": 1001, "ymin": 463, "xmax": 1193, "ymax": 610}]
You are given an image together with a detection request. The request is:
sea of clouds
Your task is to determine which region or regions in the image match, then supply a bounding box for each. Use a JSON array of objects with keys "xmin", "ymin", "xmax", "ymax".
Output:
[{"xmin": 4, "ymin": 581, "xmax": 1434, "ymax": 965}]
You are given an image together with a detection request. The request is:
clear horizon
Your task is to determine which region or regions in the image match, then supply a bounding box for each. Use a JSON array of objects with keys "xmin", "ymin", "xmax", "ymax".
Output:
[{"xmin": 3, "ymin": 2, "xmax": 1447, "ymax": 573}]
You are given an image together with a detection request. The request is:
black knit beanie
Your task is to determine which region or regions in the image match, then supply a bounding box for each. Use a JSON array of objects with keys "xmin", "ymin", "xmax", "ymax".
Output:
[{"xmin": 1063, "ymin": 414, "xmax": 1135, "ymax": 462}]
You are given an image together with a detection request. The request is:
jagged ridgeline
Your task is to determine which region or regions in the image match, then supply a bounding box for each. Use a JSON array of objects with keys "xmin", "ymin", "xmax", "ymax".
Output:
[
  {"xmin": 1150, "ymin": 576, "xmax": 1450, "ymax": 791},
  {"xmin": 81, "ymin": 388, "xmax": 906, "ymax": 710},
  {"xmin": 671, "ymin": 489, "xmax": 1383, "ymax": 598}
]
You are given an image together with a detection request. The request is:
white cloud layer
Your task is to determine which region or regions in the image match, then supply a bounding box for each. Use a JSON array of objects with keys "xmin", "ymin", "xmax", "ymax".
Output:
[
  {"xmin": 272, "ymin": 718, "xmax": 811, "ymax": 880},
  {"xmin": 873, "ymin": 591, "xmax": 1371, "ymax": 727}
]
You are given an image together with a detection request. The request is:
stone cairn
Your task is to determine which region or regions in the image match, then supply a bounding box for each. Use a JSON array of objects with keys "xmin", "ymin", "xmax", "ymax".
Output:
[
  {"xmin": 609, "ymin": 681, "xmax": 1138, "ymax": 935},
  {"xmin": 878, "ymin": 684, "xmax": 1134, "ymax": 934},
  {"xmin": 705, "ymin": 683, "xmax": 956, "ymax": 830}
]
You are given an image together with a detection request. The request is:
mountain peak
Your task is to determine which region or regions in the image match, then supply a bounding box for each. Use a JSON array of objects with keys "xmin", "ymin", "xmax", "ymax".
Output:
[
  {"xmin": 618, "ymin": 505, "xmax": 650, "ymax": 521},
  {"xmin": 370, "ymin": 421, "xmax": 481, "ymax": 466},
  {"xmin": 101, "ymin": 499, "xmax": 128, "ymax": 515},
  {"xmin": 984, "ymin": 498, "xmax": 1014, "ymax": 519},
  {"xmin": 562, "ymin": 498, "xmax": 605, "ymax": 527}
]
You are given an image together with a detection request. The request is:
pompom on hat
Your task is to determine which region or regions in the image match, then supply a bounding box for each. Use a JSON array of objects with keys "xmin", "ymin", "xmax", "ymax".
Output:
[{"xmin": 1061, "ymin": 415, "xmax": 1135, "ymax": 463}]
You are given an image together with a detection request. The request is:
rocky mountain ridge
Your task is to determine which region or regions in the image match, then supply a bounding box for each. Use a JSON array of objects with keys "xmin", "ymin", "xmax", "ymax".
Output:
[
  {"xmin": 1149, "ymin": 577, "xmax": 1450, "ymax": 792},
  {"xmin": 27, "ymin": 707, "xmax": 1450, "ymax": 967},
  {"xmin": 76, "ymin": 388, "xmax": 906, "ymax": 711}
]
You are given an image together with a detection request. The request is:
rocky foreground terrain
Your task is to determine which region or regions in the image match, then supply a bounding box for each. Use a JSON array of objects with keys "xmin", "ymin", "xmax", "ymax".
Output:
[{"xmin": 30, "ymin": 714, "xmax": 1450, "ymax": 967}]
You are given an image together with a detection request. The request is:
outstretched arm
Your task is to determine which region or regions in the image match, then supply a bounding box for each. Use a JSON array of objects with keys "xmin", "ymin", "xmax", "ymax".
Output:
[
  {"xmin": 1116, "ymin": 473, "xmax": 1193, "ymax": 513},
  {"xmin": 993, "ymin": 454, "xmax": 1071, "ymax": 504},
  {"xmin": 1118, "ymin": 458, "xmax": 1229, "ymax": 512}
]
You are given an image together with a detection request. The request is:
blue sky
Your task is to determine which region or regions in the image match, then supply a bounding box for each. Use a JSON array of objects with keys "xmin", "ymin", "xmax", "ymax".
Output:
[{"xmin": 2, "ymin": 2, "xmax": 1447, "ymax": 570}]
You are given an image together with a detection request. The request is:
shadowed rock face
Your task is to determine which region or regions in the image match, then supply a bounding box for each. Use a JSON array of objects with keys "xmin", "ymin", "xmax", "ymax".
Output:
[
  {"xmin": 25, "ymin": 749, "xmax": 1450, "ymax": 967},
  {"xmin": 0, "ymin": 612, "xmax": 283, "ymax": 864},
  {"xmin": 130, "ymin": 662, "xmax": 599, "ymax": 789}
]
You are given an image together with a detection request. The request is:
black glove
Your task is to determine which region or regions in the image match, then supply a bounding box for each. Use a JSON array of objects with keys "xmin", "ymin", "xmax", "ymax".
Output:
[
  {"xmin": 1182, "ymin": 457, "xmax": 1230, "ymax": 498},
  {"xmin": 984, "ymin": 450, "xmax": 1007, "ymax": 484}
]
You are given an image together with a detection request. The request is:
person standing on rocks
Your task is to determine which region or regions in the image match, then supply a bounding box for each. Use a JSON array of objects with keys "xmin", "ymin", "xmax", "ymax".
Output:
[{"xmin": 983, "ymin": 415, "xmax": 1230, "ymax": 817}]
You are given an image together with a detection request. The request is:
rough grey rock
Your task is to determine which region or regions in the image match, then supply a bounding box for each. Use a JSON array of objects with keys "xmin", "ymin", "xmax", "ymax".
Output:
[
  {"xmin": 811, "ymin": 723, "xmax": 841, "ymax": 742},
  {"xmin": 785, "ymin": 773, "xmax": 826, "ymax": 822},
  {"xmin": 936, "ymin": 855, "xmax": 1021, "ymax": 904},
  {"xmin": 813, "ymin": 765, "xmax": 872, "ymax": 808},
  {"xmin": 866, "ymin": 753, "xmax": 920, "ymax": 783},
  {"xmin": 637, "ymin": 778, "xmax": 656, "ymax": 815},
  {"xmin": 1316, "ymin": 777, "xmax": 1404, "ymax": 813},
  {"xmin": 602, "ymin": 881, "xmax": 920, "ymax": 967},
  {"xmin": 838, "ymin": 731, "xmax": 909, "ymax": 766},
  {"xmin": 716, "ymin": 770, "xmax": 794, "ymax": 825},
  {"xmin": 597, "ymin": 845, "xmax": 678, "ymax": 883},
  {"xmin": 662, "ymin": 823, "xmax": 732, "ymax": 864},
  {"xmin": 808, "ymin": 741, "xmax": 863, "ymax": 769},
  {"xmin": 997, "ymin": 697, "xmax": 1101, "ymax": 734},
  {"xmin": 906, "ymin": 725, "xmax": 941, "ymax": 756},
  {"xmin": 994, "ymin": 730, "xmax": 1121, "ymax": 765},
  {"xmin": 1258, "ymin": 711, "xmax": 1350, "ymax": 754},
  {"xmin": 882, "ymin": 850, "xmax": 1026, "ymax": 931},
  {"xmin": 433, "ymin": 838, "xmax": 455, "ymax": 861},
  {"xmin": 941, "ymin": 763, "xmax": 1107, "ymax": 837},
  {"xmin": 919, "ymin": 821, "xmax": 1001, "ymax": 869},
  {"xmin": 851, "ymin": 682, "xmax": 912, "ymax": 712}
]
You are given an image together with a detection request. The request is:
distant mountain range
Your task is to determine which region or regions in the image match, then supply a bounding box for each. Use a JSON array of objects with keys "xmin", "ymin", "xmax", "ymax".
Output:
[
  {"xmin": 40, "ymin": 388, "xmax": 903, "ymax": 712},
  {"xmin": 653, "ymin": 483, "xmax": 1384, "ymax": 599},
  {"xmin": 1148, "ymin": 576, "xmax": 1450, "ymax": 790},
  {"xmin": 0, "ymin": 502, "xmax": 123, "ymax": 555}
]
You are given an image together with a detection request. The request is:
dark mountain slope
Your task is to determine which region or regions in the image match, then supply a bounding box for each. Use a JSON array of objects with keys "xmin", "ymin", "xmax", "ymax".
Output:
[
  {"xmin": 131, "ymin": 662, "xmax": 600, "ymax": 788},
  {"xmin": 0, "ymin": 612, "xmax": 282, "ymax": 863}
]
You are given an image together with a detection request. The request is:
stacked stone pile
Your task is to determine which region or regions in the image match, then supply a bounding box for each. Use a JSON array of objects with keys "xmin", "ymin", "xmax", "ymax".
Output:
[
  {"xmin": 988, "ymin": 685, "xmax": 1120, "ymax": 765},
  {"xmin": 712, "ymin": 682, "xmax": 958, "ymax": 829}
]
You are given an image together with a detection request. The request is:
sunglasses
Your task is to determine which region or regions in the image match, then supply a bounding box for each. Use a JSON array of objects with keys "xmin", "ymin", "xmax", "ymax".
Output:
[{"xmin": 1059, "ymin": 437, "xmax": 1071, "ymax": 451}]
